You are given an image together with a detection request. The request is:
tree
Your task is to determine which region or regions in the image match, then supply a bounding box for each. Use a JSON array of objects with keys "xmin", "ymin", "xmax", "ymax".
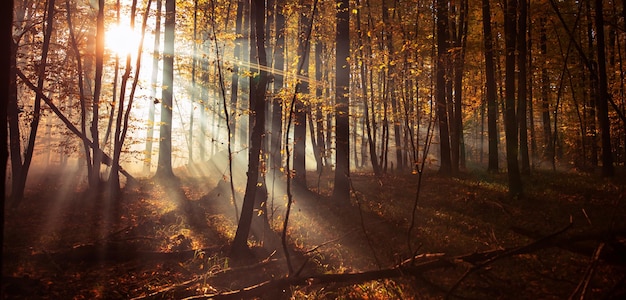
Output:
[
  {"xmin": 1, "ymin": 0, "xmax": 14, "ymax": 282},
  {"xmin": 593, "ymin": 0, "xmax": 614, "ymax": 177},
  {"xmin": 11, "ymin": 0, "xmax": 56, "ymax": 204},
  {"xmin": 332, "ymin": 0, "xmax": 350, "ymax": 201},
  {"xmin": 232, "ymin": 0, "xmax": 269, "ymax": 255},
  {"xmin": 504, "ymin": 0, "xmax": 522, "ymax": 196},
  {"xmin": 144, "ymin": 0, "xmax": 162, "ymax": 174},
  {"xmin": 517, "ymin": 0, "xmax": 530, "ymax": 174},
  {"xmin": 155, "ymin": 0, "xmax": 176, "ymax": 179},
  {"xmin": 293, "ymin": 0, "xmax": 312, "ymax": 187},
  {"xmin": 482, "ymin": 0, "xmax": 498, "ymax": 172},
  {"xmin": 435, "ymin": 0, "xmax": 452, "ymax": 175},
  {"xmin": 91, "ymin": 0, "xmax": 104, "ymax": 188}
]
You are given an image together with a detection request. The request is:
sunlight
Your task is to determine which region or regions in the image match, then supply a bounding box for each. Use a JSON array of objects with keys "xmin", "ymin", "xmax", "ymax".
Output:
[{"xmin": 105, "ymin": 23, "xmax": 143, "ymax": 56}]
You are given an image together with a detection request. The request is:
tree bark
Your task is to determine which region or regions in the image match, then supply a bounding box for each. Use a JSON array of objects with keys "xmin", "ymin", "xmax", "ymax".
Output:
[
  {"xmin": 594, "ymin": 0, "xmax": 614, "ymax": 177},
  {"xmin": 144, "ymin": 0, "xmax": 161, "ymax": 174},
  {"xmin": 504, "ymin": 0, "xmax": 523, "ymax": 197},
  {"xmin": 155, "ymin": 0, "xmax": 176, "ymax": 179},
  {"xmin": 435, "ymin": 0, "xmax": 452, "ymax": 175},
  {"xmin": 231, "ymin": 0, "xmax": 269, "ymax": 255},
  {"xmin": 482, "ymin": 0, "xmax": 499, "ymax": 172},
  {"xmin": 332, "ymin": 0, "xmax": 350, "ymax": 201},
  {"xmin": 12, "ymin": 0, "xmax": 56, "ymax": 204},
  {"xmin": 517, "ymin": 0, "xmax": 530, "ymax": 174}
]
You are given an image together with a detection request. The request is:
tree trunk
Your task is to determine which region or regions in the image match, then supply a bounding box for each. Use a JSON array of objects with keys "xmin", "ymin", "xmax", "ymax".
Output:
[
  {"xmin": 482, "ymin": 0, "xmax": 498, "ymax": 172},
  {"xmin": 452, "ymin": 0, "xmax": 468, "ymax": 173},
  {"xmin": 231, "ymin": 0, "xmax": 269, "ymax": 256},
  {"xmin": 517, "ymin": 0, "xmax": 530, "ymax": 175},
  {"xmin": 144, "ymin": 0, "xmax": 161, "ymax": 174},
  {"xmin": 294, "ymin": 0, "xmax": 311, "ymax": 187},
  {"xmin": 355, "ymin": 0, "xmax": 380, "ymax": 175},
  {"xmin": 91, "ymin": 0, "xmax": 104, "ymax": 188},
  {"xmin": 230, "ymin": 0, "xmax": 244, "ymax": 150},
  {"xmin": 12, "ymin": 0, "xmax": 56, "ymax": 204},
  {"xmin": 332, "ymin": 0, "xmax": 350, "ymax": 201},
  {"xmin": 155, "ymin": 0, "xmax": 176, "ymax": 179},
  {"xmin": 435, "ymin": 0, "xmax": 452, "ymax": 175},
  {"xmin": 314, "ymin": 42, "xmax": 326, "ymax": 173},
  {"xmin": 540, "ymin": 17, "xmax": 553, "ymax": 164},
  {"xmin": 270, "ymin": 0, "xmax": 284, "ymax": 178},
  {"xmin": 504, "ymin": 0, "xmax": 523, "ymax": 197},
  {"xmin": 1, "ymin": 0, "xmax": 12, "ymax": 278},
  {"xmin": 594, "ymin": 0, "xmax": 614, "ymax": 177}
]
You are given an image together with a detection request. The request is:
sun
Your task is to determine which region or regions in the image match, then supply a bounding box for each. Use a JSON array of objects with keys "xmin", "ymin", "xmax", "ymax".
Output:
[{"xmin": 105, "ymin": 23, "xmax": 143, "ymax": 56}]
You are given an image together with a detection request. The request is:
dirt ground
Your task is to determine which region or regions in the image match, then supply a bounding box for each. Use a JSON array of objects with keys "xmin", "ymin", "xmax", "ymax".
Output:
[{"xmin": 3, "ymin": 165, "xmax": 626, "ymax": 299}]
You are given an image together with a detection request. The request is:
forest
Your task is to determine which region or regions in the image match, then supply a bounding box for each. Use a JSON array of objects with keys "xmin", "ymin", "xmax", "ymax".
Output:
[{"xmin": 1, "ymin": 0, "xmax": 626, "ymax": 298}]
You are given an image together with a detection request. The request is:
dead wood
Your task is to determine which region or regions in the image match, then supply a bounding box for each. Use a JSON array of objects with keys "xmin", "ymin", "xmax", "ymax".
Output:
[
  {"xmin": 178, "ymin": 218, "xmax": 577, "ymax": 300},
  {"xmin": 510, "ymin": 225, "xmax": 626, "ymax": 265},
  {"xmin": 447, "ymin": 217, "xmax": 574, "ymax": 298}
]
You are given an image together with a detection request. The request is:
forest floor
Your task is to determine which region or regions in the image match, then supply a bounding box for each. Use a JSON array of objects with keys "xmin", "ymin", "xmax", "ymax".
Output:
[{"xmin": 3, "ymin": 163, "xmax": 626, "ymax": 299}]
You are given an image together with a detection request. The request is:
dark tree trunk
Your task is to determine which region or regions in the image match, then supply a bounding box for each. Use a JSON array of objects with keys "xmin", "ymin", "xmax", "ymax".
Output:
[
  {"xmin": 517, "ymin": 0, "xmax": 530, "ymax": 175},
  {"xmin": 540, "ymin": 17, "xmax": 553, "ymax": 163},
  {"xmin": 270, "ymin": 0, "xmax": 284, "ymax": 175},
  {"xmin": 12, "ymin": 0, "xmax": 56, "ymax": 204},
  {"xmin": 332, "ymin": 0, "xmax": 350, "ymax": 201},
  {"xmin": 155, "ymin": 0, "xmax": 176, "ymax": 179},
  {"xmin": 594, "ymin": 0, "xmax": 614, "ymax": 177},
  {"xmin": 1, "ymin": 0, "xmax": 13, "ymax": 277},
  {"xmin": 435, "ymin": 0, "xmax": 452, "ymax": 175},
  {"xmin": 483, "ymin": 0, "xmax": 499, "ymax": 172},
  {"xmin": 452, "ymin": 0, "xmax": 468, "ymax": 173},
  {"xmin": 504, "ymin": 0, "xmax": 523, "ymax": 197},
  {"xmin": 314, "ymin": 41, "xmax": 326, "ymax": 173},
  {"xmin": 294, "ymin": 0, "xmax": 311, "ymax": 187},
  {"xmin": 232, "ymin": 0, "xmax": 269, "ymax": 255},
  {"xmin": 91, "ymin": 0, "xmax": 104, "ymax": 188}
]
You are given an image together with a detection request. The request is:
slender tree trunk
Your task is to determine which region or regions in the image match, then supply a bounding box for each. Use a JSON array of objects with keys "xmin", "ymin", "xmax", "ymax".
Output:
[
  {"xmin": 66, "ymin": 0, "xmax": 94, "ymax": 185},
  {"xmin": 294, "ymin": 0, "xmax": 311, "ymax": 186},
  {"xmin": 314, "ymin": 42, "xmax": 326, "ymax": 173},
  {"xmin": 452, "ymin": 0, "xmax": 468, "ymax": 172},
  {"xmin": 594, "ymin": 0, "xmax": 614, "ymax": 176},
  {"xmin": 333, "ymin": 0, "xmax": 350, "ymax": 201},
  {"xmin": 483, "ymin": 0, "xmax": 499, "ymax": 172},
  {"xmin": 355, "ymin": 0, "xmax": 380, "ymax": 176},
  {"xmin": 144, "ymin": 0, "xmax": 161, "ymax": 174},
  {"xmin": 91, "ymin": 0, "xmax": 104, "ymax": 188},
  {"xmin": 504, "ymin": 0, "xmax": 523, "ymax": 196},
  {"xmin": 540, "ymin": 18, "xmax": 553, "ymax": 164},
  {"xmin": 517, "ymin": 0, "xmax": 530, "ymax": 174},
  {"xmin": 435, "ymin": 0, "xmax": 452, "ymax": 175},
  {"xmin": 12, "ymin": 0, "xmax": 56, "ymax": 204},
  {"xmin": 1, "ymin": 0, "xmax": 13, "ymax": 279},
  {"xmin": 232, "ymin": 0, "xmax": 269, "ymax": 255},
  {"xmin": 155, "ymin": 0, "xmax": 176, "ymax": 179},
  {"xmin": 270, "ymin": 0, "xmax": 284, "ymax": 176},
  {"xmin": 230, "ymin": 0, "xmax": 244, "ymax": 149}
]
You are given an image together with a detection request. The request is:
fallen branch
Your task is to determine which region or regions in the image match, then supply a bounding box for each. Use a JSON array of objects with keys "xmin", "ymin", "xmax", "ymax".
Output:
[
  {"xmin": 447, "ymin": 216, "xmax": 574, "ymax": 298},
  {"xmin": 182, "ymin": 253, "xmax": 449, "ymax": 300},
  {"xmin": 569, "ymin": 242, "xmax": 605, "ymax": 299}
]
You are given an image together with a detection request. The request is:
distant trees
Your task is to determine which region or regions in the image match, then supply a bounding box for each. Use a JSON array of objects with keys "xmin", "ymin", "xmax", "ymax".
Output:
[{"xmin": 6, "ymin": 0, "xmax": 626, "ymax": 205}]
